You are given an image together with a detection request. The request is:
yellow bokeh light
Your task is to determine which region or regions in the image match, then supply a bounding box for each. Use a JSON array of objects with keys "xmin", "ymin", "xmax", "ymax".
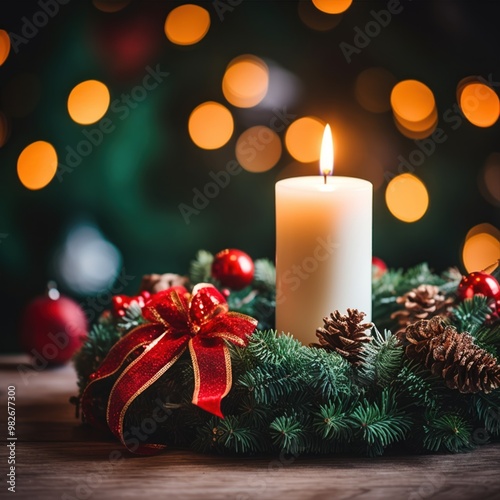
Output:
[
  {"xmin": 0, "ymin": 30, "xmax": 10, "ymax": 66},
  {"xmin": 355, "ymin": 67, "xmax": 396, "ymax": 113},
  {"xmin": 463, "ymin": 232, "xmax": 500, "ymax": 273},
  {"xmin": 92, "ymin": 0, "xmax": 131, "ymax": 12},
  {"xmin": 459, "ymin": 82, "xmax": 499, "ymax": 128},
  {"xmin": 17, "ymin": 141, "xmax": 58, "ymax": 190},
  {"xmin": 298, "ymin": 1, "xmax": 343, "ymax": 31},
  {"xmin": 236, "ymin": 126, "xmax": 282, "ymax": 173},
  {"xmin": 222, "ymin": 55, "xmax": 269, "ymax": 108},
  {"xmin": 312, "ymin": 0, "xmax": 353, "ymax": 15},
  {"xmin": 385, "ymin": 173, "xmax": 429, "ymax": 223},
  {"xmin": 67, "ymin": 80, "xmax": 110, "ymax": 125},
  {"xmin": 188, "ymin": 101, "xmax": 234, "ymax": 150},
  {"xmin": 285, "ymin": 116, "xmax": 325, "ymax": 163},
  {"xmin": 165, "ymin": 4, "xmax": 210, "ymax": 46},
  {"xmin": 391, "ymin": 80, "xmax": 436, "ymax": 123}
]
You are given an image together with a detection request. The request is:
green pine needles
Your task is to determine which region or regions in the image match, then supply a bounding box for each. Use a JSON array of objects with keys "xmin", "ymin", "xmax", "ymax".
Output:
[{"xmin": 74, "ymin": 257, "xmax": 500, "ymax": 457}]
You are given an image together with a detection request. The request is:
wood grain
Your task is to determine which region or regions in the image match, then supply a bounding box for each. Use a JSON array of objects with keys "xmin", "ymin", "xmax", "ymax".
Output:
[{"xmin": 1, "ymin": 355, "xmax": 500, "ymax": 500}]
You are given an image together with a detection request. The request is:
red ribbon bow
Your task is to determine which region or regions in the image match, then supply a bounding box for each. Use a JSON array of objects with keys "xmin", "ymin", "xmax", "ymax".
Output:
[{"xmin": 81, "ymin": 284, "xmax": 257, "ymax": 454}]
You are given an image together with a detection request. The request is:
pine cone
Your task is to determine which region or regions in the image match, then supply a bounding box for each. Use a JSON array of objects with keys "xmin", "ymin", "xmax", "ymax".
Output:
[
  {"xmin": 401, "ymin": 317, "xmax": 500, "ymax": 393},
  {"xmin": 312, "ymin": 309, "xmax": 373, "ymax": 365},
  {"xmin": 391, "ymin": 285, "xmax": 453, "ymax": 333}
]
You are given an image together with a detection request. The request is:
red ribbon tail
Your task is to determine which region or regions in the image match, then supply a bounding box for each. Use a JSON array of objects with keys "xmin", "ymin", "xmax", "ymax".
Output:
[
  {"xmin": 106, "ymin": 331, "xmax": 189, "ymax": 454},
  {"xmin": 80, "ymin": 323, "xmax": 165, "ymax": 430},
  {"xmin": 189, "ymin": 337, "xmax": 232, "ymax": 418}
]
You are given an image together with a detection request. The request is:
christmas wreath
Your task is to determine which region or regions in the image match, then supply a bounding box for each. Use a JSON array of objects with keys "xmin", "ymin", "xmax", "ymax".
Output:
[{"xmin": 73, "ymin": 250, "xmax": 500, "ymax": 457}]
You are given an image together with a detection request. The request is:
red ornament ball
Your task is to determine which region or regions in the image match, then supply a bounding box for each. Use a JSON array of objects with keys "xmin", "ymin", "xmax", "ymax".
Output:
[
  {"xmin": 211, "ymin": 249, "xmax": 255, "ymax": 290},
  {"xmin": 457, "ymin": 271, "xmax": 500, "ymax": 302},
  {"xmin": 372, "ymin": 256, "xmax": 388, "ymax": 279},
  {"xmin": 20, "ymin": 284, "xmax": 88, "ymax": 365}
]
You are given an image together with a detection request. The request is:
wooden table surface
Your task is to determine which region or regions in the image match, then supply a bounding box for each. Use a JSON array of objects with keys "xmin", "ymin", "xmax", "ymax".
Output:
[{"xmin": 1, "ymin": 356, "xmax": 500, "ymax": 500}]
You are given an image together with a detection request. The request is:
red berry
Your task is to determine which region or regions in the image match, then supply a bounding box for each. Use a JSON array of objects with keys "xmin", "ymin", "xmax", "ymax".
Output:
[{"xmin": 211, "ymin": 249, "xmax": 254, "ymax": 290}]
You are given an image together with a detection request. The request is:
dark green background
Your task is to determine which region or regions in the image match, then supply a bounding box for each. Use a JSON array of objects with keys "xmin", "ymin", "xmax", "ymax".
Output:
[{"xmin": 1, "ymin": 0, "xmax": 499, "ymax": 352}]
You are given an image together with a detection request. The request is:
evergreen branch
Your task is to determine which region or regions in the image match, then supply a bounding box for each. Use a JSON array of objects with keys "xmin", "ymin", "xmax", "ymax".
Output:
[
  {"xmin": 469, "ymin": 324, "xmax": 500, "ymax": 357},
  {"xmin": 313, "ymin": 399, "xmax": 357, "ymax": 441},
  {"xmin": 452, "ymin": 296, "xmax": 492, "ymax": 333},
  {"xmin": 351, "ymin": 389, "xmax": 411, "ymax": 452},
  {"xmin": 303, "ymin": 347, "xmax": 354, "ymax": 400},
  {"xmin": 217, "ymin": 415, "xmax": 262, "ymax": 453},
  {"xmin": 189, "ymin": 250, "xmax": 214, "ymax": 284},
  {"xmin": 358, "ymin": 327, "xmax": 403, "ymax": 388},
  {"xmin": 471, "ymin": 390, "xmax": 500, "ymax": 436},
  {"xmin": 117, "ymin": 302, "xmax": 146, "ymax": 332},
  {"xmin": 394, "ymin": 360, "xmax": 444, "ymax": 410},
  {"xmin": 253, "ymin": 258, "xmax": 276, "ymax": 290},
  {"xmin": 423, "ymin": 410, "xmax": 473, "ymax": 453},
  {"xmin": 269, "ymin": 415, "xmax": 307, "ymax": 454}
]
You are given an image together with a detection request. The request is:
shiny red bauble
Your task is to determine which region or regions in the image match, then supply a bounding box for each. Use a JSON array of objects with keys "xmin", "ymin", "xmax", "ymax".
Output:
[
  {"xmin": 211, "ymin": 249, "xmax": 255, "ymax": 290},
  {"xmin": 20, "ymin": 285, "xmax": 88, "ymax": 365},
  {"xmin": 457, "ymin": 271, "xmax": 500, "ymax": 301}
]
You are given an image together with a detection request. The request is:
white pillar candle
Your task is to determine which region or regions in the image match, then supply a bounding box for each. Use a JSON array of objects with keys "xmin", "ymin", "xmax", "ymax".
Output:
[{"xmin": 275, "ymin": 125, "xmax": 372, "ymax": 345}]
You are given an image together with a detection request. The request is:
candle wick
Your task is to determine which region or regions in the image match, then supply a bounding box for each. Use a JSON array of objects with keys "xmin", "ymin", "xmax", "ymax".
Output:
[{"xmin": 323, "ymin": 174, "xmax": 327, "ymax": 185}]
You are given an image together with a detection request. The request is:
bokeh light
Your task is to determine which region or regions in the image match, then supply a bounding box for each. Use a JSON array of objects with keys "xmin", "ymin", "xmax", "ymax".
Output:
[
  {"xmin": 0, "ymin": 29, "xmax": 10, "ymax": 66},
  {"xmin": 92, "ymin": 0, "xmax": 131, "ymax": 12},
  {"xmin": 391, "ymin": 80, "xmax": 437, "ymax": 139},
  {"xmin": 17, "ymin": 141, "xmax": 58, "ymax": 190},
  {"xmin": 385, "ymin": 173, "xmax": 429, "ymax": 223},
  {"xmin": 188, "ymin": 101, "xmax": 234, "ymax": 150},
  {"xmin": 298, "ymin": 1, "xmax": 343, "ymax": 31},
  {"xmin": 222, "ymin": 55, "xmax": 269, "ymax": 108},
  {"xmin": 355, "ymin": 67, "xmax": 396, "ymax": 113},
  {"xmin": 479, "ymin": 152, "xmax": 500, "ymax": 206},
  {"xmin": 312, "ymin": 0, "xmax": 353, "ymax": 15},
  {"xmin": 391, "ymin": 80, "xmax": 436, "ymax": 122},
  {"xmin": 285, "ymin": 116, "xmax": 325, "ymax": 163},
  {"xmin": 236, "ymin": 126, "xmax": 282, "ymax": 173},
  {"xmin": 458, "ymin": 80, "xmax": 499, "ymax": 128},
  {"xmin": 67, "ymin": 80, "xmax": 110, "ymax": 125},
  {"xmin": 463, "ymin": 224, "xmax": 500, "ymax": 273},
  {"xmin": 54, "ymin": 222, "xmax": 122, "ymax": 294},
  {"xmin": 0, "ymin": 111, "xmax": 10, "ymax": 147},
  {"xmin": 164, "ymin": 4, "xmax": 210, "ymax": 46}
]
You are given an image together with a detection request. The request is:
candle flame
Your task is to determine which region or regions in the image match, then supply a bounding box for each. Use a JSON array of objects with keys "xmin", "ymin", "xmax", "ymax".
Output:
[{"xmin": 320, "ymin": 124, "xmax": 334, "ymax": 177}]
